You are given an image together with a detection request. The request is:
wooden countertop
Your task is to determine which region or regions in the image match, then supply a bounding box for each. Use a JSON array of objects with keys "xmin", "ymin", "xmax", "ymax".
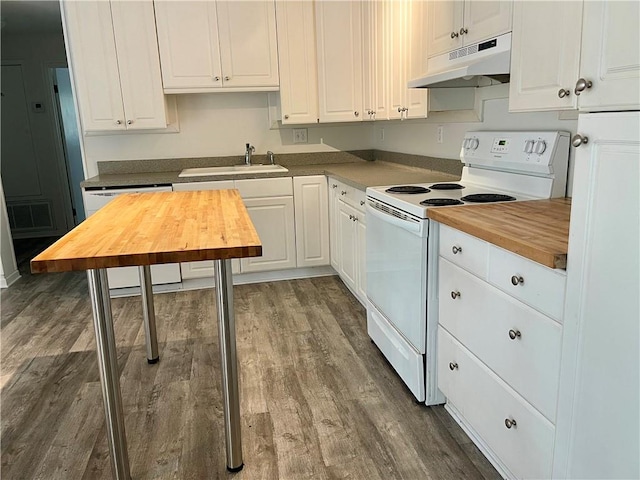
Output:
[
  {"xmin": 31, "ymin": 190, "xmax": 262, "ymax": 273},
  {"xmin": 427, "ymin": 198, "xmax": 571, "ymax": 269}
]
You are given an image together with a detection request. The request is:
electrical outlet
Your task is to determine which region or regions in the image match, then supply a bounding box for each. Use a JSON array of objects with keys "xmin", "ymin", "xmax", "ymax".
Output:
[
  {"xmin": 293, "ymin": 128, "xmax": 308, "ymax": 144},
  {"xmin": 437, "ymin": 125, "xmax": 444, "ymax": 144}
]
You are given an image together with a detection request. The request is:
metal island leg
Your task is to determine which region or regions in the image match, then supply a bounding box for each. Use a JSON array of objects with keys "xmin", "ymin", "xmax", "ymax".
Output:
[
  {"xmin": 138, "ymin": 265, "xmax": 159, "ymax": 364},
  {"xmin": 87, "ymin": 268, "xmax": 131, "ymax": 480},
  {"xmin": 213, "ymin": 258, "xmax": 244, "ymax": 472}
]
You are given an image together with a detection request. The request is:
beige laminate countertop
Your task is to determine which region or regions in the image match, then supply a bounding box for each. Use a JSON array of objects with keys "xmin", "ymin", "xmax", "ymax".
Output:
[
  {"xmin": 81, "ymin": 160, "xmax": 461, "ymax": 191},
  {"xmin": 427, "ymin": 198, "xmax": 571, "ymax": 269}
]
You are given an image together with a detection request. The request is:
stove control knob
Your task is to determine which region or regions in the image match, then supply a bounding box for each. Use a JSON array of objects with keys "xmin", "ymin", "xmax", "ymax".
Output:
[
  {"xmin": 463, "ymin": 138, "xmax": 470, "ymax": 149},
  {"xmin": 534, "ymin": 140, "xmax": 547, "ymax": 155},
  {"xmin": 471, "ymin": 138, "xmax": 479, "ymax": 150},
  {"xmin": 523, "ymin": 140, "xmax": 534, "ymax": 154}
]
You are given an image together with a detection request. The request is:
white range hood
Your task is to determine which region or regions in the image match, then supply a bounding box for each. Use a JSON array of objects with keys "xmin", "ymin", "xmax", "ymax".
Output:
[{"xmin": 409, "ymin": 32, "xmax": 512, "ymax": 89}]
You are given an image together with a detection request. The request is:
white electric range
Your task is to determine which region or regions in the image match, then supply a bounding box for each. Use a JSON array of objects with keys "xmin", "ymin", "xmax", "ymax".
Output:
[{"xmin": 365, "ymin": 131, "xmax": 570, "ymax": 404}]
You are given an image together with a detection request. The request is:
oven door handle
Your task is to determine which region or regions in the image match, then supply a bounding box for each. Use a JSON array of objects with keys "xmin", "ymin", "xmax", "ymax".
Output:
[{"xmin": 366, "ymin": 202, "xmax": 423, "ymax": 233}]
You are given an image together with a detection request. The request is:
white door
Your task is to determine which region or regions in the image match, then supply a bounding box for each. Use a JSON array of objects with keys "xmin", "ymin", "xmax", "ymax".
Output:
[
  {"xmin": 427, "ymin": 0, "xmax": 463, "ymax": 58},
  {"xmin": 553, "ymin": 112, "xmax": 640, "ymax": 479},
  {"xmin": 154, "ymin": 1, "xmax": 223, "ymax": 91},
  {"xmin": 462, "ymin": 0, "xmax": 512, "ymax": 46},
  {"xmin": 316, "ymin": 1, "xmax": 363, "ymax": 122},
  {"xmin": 328, "ymin": 179, "xmax": 341, "ymax": 270},
  {"xmin": 508, "ymin": 1, "xmax": 582, "ymax": 112},
  {"xmin": 578, "ymin": 1, "xmax": 640, "ymax": 111},
  {"xmin": 337, "ymin": 200, "xmax": 357, "ymax": 291},
  {"xmin": 240, "ymin": 196, "xmax": 296, "ymax": 273},
  {"xmin": 62, "ymin": 1, "xmax": 126, "ymax": 132},
  {"xmin": 275, "ymin": 0, "xmax": 318, "ymax": 124},
  {"xmin": 293, "ymin": 176, "xmax": 329, "ymax": 268},
  {"xmin": 356, "ymin": 214, "xmax": 367, "ymax": 303},
  {"xmin": 216, "ymin": 0, "xmax": 279, "ymax": 88}
]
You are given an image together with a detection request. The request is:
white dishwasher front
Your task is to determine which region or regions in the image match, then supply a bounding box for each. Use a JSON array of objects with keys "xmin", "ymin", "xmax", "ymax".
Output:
[{"xmin": 82, "ymin": 186, "xmax": 182, "ymax": 289}]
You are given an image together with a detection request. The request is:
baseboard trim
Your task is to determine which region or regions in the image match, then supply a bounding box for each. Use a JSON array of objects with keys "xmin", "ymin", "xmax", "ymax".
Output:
[{"xmin": 0, "ymin": 269, "xmax": 21, "ymax": 289}]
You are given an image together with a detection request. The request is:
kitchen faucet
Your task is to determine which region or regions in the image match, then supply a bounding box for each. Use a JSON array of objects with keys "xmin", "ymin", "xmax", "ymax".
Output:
[
  {"xmin": 267, "ymin": 151, "xmax": 275, "ymax": 165},
  {"xmin": 245, "ymin": 143, "xmax": 255, "ymax": 165}
]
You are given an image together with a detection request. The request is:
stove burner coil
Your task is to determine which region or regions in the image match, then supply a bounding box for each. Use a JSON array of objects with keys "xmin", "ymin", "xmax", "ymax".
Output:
[
  {"xmin": 420, "ymin": 198, "xmax": 465, "ymax": 206},
  {"xmin": 385, "ymin": 186, "xmax": 430, "ymax": 194},
  {"xmin": 429, "ymin": 183, "xmax": 465, "ymax": 190},
  {"xmin": 460, "ymin": 193, "xmax": 517, "ymax": 203}
]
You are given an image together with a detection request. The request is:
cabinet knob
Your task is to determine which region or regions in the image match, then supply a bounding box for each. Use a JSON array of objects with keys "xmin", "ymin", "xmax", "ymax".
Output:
[
  {"xmin": 115, "ymin": 120, "xmax": 122, "ymax": 125},
  {"xmin": 451, "ymin": 291, "xmax": 461, "ymax": 299},
  {"xmin": 332, "ymin": 184, "xmax": 338, "ymax": 189},
  {"xmin": 558, "ymin": 88, "xmax": 570, "ymax": 98},
  {"xmin": 450, "ymin": 31, "xmax": 459, "ymax": 39},
  {"xmin": 353, "ymin": 216, "xmax": 358, "ymax": 222},
  {"xmin": 224, "ymin": 76, "xmax": 231, "ymax": 81},
  {"xmin": 449, "ymin": 362, "xmax": 458, "ymax": 371},
  {"xmin": 508, "ymin": 329, "xmax": 522, "ymax": 340},
  {"xmin": 571, "ymin": 134, "xmax": 589, "ymax": 147},
  {"xmin": 459, "ymin": 27, "xmax": 468, "ymax": 35},
  {"xmin": 349, "ymin": 214, "xmax": 354, "ymax": 220},
  {"xmin": 284, "ymin": 114, "xmax": 289, "ymax": 120},
  {"xmin": 574, "ymin": 78, "xmax": 592, "ymax": 96},
  {"xmin": 341, "ymin": 190, "xmax": 347, "ymax": 195},
  {"xmin": 505, "ymin": 418, "xmax": 517, "ymax": 429},
  {"xmin": 360, "ymin": 200, "xmax": 365, "ymax": 206},
  {"xmin": 354, "ymin": 111, "xmax": 359, "ymax": 117},
  {"xmin": 126, "ymin": 120, "xmax": 133, "ymax": 125},
  {"xmin": 214, "ymin": 76, "xmax": 220, "ymax": 82},
  {"xmin": 452, "ymin": 245, "xmax": 462, "ymax": 254},
  {"xmin": 510, "ymin": 275, "xmax": 524, "ymax": 286}
]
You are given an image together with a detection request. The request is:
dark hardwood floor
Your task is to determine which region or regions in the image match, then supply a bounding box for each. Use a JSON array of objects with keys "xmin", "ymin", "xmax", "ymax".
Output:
[{"xmin": 1, "ymin": 243, "xmax": 499, "ymax": 479}]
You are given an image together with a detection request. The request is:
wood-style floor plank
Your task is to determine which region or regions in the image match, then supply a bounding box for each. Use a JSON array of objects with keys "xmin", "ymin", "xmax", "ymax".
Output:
[{"xmin": 1, "ymin": 238, "xmax": 499, "ymax": 480}]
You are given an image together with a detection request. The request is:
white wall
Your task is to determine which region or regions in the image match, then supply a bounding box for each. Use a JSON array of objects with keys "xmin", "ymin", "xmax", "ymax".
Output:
[
  {"xmin": 82, "ymin": 93, "xmax": 373, "ymax": 177},
  {"xmin": 373, "ymin": 95, "xmax": 579, "ymax": 194}
]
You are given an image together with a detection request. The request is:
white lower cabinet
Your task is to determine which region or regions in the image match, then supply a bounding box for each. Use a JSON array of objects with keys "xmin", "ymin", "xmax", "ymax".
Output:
[
  {"xmin": 328, "ymin": 176, "xmax": 367, "ymax": 305},
  {"xmin": 437, "ymin": 223, "xmax": 565, "ymax": 479},
  {"xmin": 293, "ymin": 176, "xmax": 330, "ymax": 267}
]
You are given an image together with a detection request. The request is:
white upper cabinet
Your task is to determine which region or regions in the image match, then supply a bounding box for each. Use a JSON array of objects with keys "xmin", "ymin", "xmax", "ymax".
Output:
[
  {"xmin": 404, "ymin": 0, "xmax": 428, "ymax": 119},
  {"xmin": 62, "ymin": 0, "xmax": 168, "ymax": 132},
  {"xmin": 428, "ymin": 0, "xmax": 511, "ymax": 58},
  {"xmin": 275, "ymin": 0, "xmax": 319, "ymax": 124},
  {"xmin": 315, "ymin": 1, "xmax": 363, "ymax": 122},
  {"xmin": 154, "ymin": 0, "xmax": 279, "ymax": 92},
  {"xmin": 509, "ymin": 0, "xmax": 639, "ymax": 112}
]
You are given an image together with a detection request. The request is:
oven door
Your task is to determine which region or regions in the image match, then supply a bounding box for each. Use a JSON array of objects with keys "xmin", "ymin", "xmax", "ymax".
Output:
[{"xmin": 366, "ymin": 200, "xmax": 428, "ymax": 352}]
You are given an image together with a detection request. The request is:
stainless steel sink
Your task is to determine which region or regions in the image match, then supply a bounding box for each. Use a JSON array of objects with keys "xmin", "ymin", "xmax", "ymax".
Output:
[{"xmin": 178, "ymin": 164, "xmax": 288, "ymax": 177}]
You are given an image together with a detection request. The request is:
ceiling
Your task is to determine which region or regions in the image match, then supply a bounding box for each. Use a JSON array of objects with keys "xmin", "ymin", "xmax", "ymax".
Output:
[{"xmin": 0, "ymin": 0, "xmax": 63, "ymax": 35}]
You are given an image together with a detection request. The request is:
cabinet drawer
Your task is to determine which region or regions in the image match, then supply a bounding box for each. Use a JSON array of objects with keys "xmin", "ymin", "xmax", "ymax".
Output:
[
  {"xmin": 328, "ymin": 177, "xmax": 365, "ymax": 212},
  {"xmin": 235, "ymin": 177, "xmax": 293, "ymax": 198},
  {"xmin": 488, "ymin": 245, "xmax": 566, "ymax": 321},
  {"xmin": 437, "ymin": 327, "xmax": 555, "ymax": 480},
  {"xmin": 439, "ymin": 224, "xmax": 488, "ymax": 277},
  {"xmin": 439, "ymin": 258, "xmax": 562, "ymax": 422}
]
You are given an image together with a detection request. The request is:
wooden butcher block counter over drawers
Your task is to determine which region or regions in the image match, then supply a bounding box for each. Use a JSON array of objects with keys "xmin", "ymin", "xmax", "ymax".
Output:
[{"xmin": 427, "ymin": 198, "xmax": 571, "ymax": 480}]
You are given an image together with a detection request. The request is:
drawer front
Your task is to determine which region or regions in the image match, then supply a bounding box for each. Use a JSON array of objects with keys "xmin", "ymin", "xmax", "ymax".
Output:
[
  {"xmin": 488, "ymin": 245, "xmax": 566, "ymax": 321},
  {"xmin": 234, "ymin": 177, "xmax": 293, "ymax": 198},
  {"xmin": 439, "ymin": 224, "xmax": 489, "ymax": 277},
  {"xmin": 438, "ymin": 327, "xmax": 555, "ymax": 480},
  {"xmin": 439, "ymin": 258, "xmax": 562, "ymax": 422},
  {"xmin": 329, "ymin": 177, "xmax": 365, "ymax": 212},
  {"xmin": 172, "ymin": 180, "xmax": 235, "ymax": 192}
]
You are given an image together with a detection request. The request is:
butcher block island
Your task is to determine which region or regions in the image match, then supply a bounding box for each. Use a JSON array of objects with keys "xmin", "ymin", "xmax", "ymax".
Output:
[
  {"xmin": 31, "ymin": 190, "xmax": 262, "ymax": 479},
  {"xmin": 428, "ymin": 198, "xmax": 571, "ymax": 480}
]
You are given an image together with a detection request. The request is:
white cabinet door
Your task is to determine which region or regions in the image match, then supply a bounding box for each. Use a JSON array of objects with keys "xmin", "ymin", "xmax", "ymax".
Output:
[
  {"xmin": 578, "ymin": 1, "xmax": 640, "ymax": 112},
  {"xmin": 356, "ymin": 213, "xmax": 367, "ymax": 302},
  {"xmin": 337, "ymin": 200, "xmax": 358, "ymax": 291},
  {"xmin": 553, "ymin": 112, "xmax": 640, "ymax": 480},
  {"xmin": 63, "ymin": 0, "xmax": 167, "ymax": 131},
  {"xmin": 275, "ymin": 0, "xmax": 318, "ymax": 124},
  {"xmin": 404, "ymin": 0, "xmax": 428, "ymax": 119},
  {"xmin": 387, "ymin": 0, "xmax": 406, "ymax": 121},
  {"xmin": 240, "ymin": 196, "xmax": 296, "ymax": 273},
  {"xmin": 427, "ymin": 0, "xmax": 463, "ymax": 58},
  {"xmin": 462, "ymin": 0, "xmax": 512, "ymax": 46},
  {"xmin": 316, "ymin": 1, "xmax": 363, "ymax": 122},
  {"xmin": 293, "ymin": 176, "xmax": 329, "ymax": 268},
  {"xmin": 216, "ymin": 0, "xmax": 279, "ymax": 88},
  {"xmin": 361, "ymin": 0, "xmax": 377, "ymax": 122},
  {"xmin": 509, "ymin": 1, "xmax": 582, "ymax": 112},
  {"xmin": 62, "ymin": 1, "xmax": 126, "ymax": 132},
  {"xmin": 328, "ymin": 179, "xmax": 341, "ymax": 270},
  {"xmin": 154, "ymin": 1, "xmax": 223, "ymax": 90}
]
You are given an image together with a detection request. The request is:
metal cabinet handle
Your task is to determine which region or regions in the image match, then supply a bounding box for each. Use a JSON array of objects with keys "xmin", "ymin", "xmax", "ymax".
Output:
[
  {"xmin": 349, "ymin": 214, "xmax": 354, "ymax": 220},
  {"xmin": 284, "ymin": 114, "xmax": 289, "ymax": 120},
  {"xmin": 398, "ymin": 107, "xmax": 403, "ymax": 113},
  {"xmin": 360, "ymin": 200, "xmax": 365, "ymax": 206},
  {"xmin": 332, "ymin": 184, "xmax": 338, "ymax": 189},
  {"xmin": 571, "ymin": 134, "xmax": 589, "ymax": 147},
  {"xmin": 214, "ymin": 76, "xmax": 220, "ymax": 81},
  {"xmin": 224, "ymin": 76, "xmax": 231, "ymax": 81},
  {"xmin": 353, "ymin": 216, "xmax": 358, "ymax": 222},
  {"xmin": 341, "ymin": 191, "xmax": 347, "ymax": 196},
  {"xmin": 459, "ymin": 27, "xmax": 468, "ymax": 35},
  {"xmin": 449, "ymin": 362, "xmax": 458, "ymax": 371},
  {"xmin": 450, "ymin": 31, "xmax": 459, "ymax": 39},
  {"xmin": 511, "ymin": 275, "xmax": 524, "ymax": 286},
  {"xmin": 115, "ymin": 120, "xmax": 122, "ymax": 125},
  {"xmin": 505, "ymin": 418, "xmax": 517, "ymax": 429},
  {"xmin": 574, "ymin": 78, "xmax": 592, "ymax": 96},
  {"xmin": 354, "ymin": 111, "xmax": 359, "ymax": 117},
  {"xmin": 558, "ymin": 88, "xmax": 570, "ymax": 98},
  {"xmin": 508, "ymin": 329, "xmax": 522, "ymax": 340},
  {"xmin": 126, "ymin": 120, "xmax": 133, "ymax": 125},
  {"xmin": 451, "ymin": 291, "xmax": 461, "ymax": 299},
  {"xmin": 452, "ymin": 245, "xmax": 462, "ymax": 254}
]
